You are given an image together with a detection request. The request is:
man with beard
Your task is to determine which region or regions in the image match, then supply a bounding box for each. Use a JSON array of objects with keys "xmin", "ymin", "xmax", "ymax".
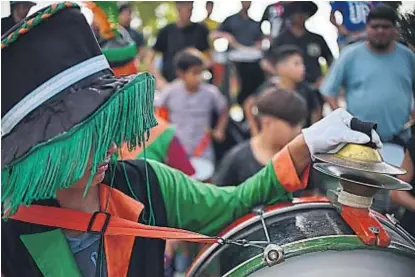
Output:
[
  {"xmin": 211, "ymin": 1, "xmax": 265, "ymax": 105},
  {"xmin": 321, "ymin": 4, "xmax": 415, "ymax": 213}
]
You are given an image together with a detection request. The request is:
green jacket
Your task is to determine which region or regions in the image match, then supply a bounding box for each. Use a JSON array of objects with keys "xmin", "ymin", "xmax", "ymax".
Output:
[{"xmin": 2, "ymin": 146, "xmax": 308, "ymax": 277}]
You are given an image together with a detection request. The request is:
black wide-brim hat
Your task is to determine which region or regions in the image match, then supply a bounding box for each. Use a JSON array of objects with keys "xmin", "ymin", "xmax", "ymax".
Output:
[
  {"xmin": 1, "ymin": 2, "xmax": 157, "ymax": 213},
  {"xmin": 10, "ymin": 1, "xmax": 36, "ymax": 7},
  {"xmin": 284, "ymin": 1, "xmax": 318, "ymax": 18}
]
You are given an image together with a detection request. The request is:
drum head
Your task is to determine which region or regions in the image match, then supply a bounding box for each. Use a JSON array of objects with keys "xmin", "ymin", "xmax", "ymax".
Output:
[
  {"xmin": 190, "ymin": 157, "xmax": 214, "ymax": 181},
  {"xmin": 251, "ymin": 249, "xmax": 415, "ymax": 277}
]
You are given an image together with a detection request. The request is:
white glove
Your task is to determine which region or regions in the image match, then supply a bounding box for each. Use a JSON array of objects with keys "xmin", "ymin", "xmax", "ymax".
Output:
[{"xmin": 302, "ymin": 108, "xmax": 382, "ymax": 157}]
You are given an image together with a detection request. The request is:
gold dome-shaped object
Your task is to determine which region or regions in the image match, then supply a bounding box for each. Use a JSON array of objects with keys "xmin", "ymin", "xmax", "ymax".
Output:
[{"xmin": 314, "ymin": 143, "xmax": 407, "ymax": 176}]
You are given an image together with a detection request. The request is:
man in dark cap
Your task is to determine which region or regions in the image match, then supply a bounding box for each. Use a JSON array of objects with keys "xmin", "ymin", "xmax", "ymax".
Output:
[
  {"xmin": 1, "ymin": 1, "xmax": 35, "ymax": 35},
  {"xmin": 262, "ymin": 1, "xmax": 333, "ymax": 88}
]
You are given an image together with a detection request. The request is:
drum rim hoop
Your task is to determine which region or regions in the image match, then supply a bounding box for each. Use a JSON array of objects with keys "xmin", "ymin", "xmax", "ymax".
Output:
[
  {"xmin": 187, "ymin": 202, "xmax": 333, "ymax": 276},
  {"xmin": 187, "ymin": 202, "xmax": 415, "ymax": 277},
  {"xmin": 222, "ymin": 235, "xmax": 415, "ymax": 277}
]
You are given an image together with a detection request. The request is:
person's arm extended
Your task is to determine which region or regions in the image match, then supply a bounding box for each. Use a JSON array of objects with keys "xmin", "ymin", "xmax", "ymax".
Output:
[
  {"xmin": 329, "ymin": 3, "xmax": 349, "ymax": 37},
  {"xmin": 212, "ymin": 109, "xmax": 229, "ymax": 141},
  {"xmin": 145, "ymin": 49, "xmax": 167, "ymax": 89},
  {"xmin": 260, "ymin": 39, "xmax": 281, "ymax": 76},
  {"xmin": 146, "ymin": 27, "xmax": 169, "ymax": 88},
  {"xmin": 320, "ymin": 51, "xmax": 348, "ymax": 110},
  {"xmin": 211, "ymin": 87, "xmax": 229, "ymax": 141},
  {"xmin": 325, "ymin": 96, "xmax": 340, "ymax": 110},
  {"xmin": 329, "ymin": 9, "xmax": 338, "ymax": 28},
  {"xmin": 391, "ymin": 191, "xmax": 415, "ymax": 212},
  {"xmin": 210, "ymin": 30, "xmax": 241, "ymax": 49},
  {"xmin": 149, "ymin": 135, "xmax": 310, "ymax": 235},
  {"xmin": 260, "ymin": 58, "xmax": 277, "ymax": 76}
]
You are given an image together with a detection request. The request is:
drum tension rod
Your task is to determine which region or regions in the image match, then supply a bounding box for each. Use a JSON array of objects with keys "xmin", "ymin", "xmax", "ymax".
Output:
[
  {"xmin": 217, "ymin": 238, "xmax": 266, "ymax": 249},
  {"xmin": 253, "ymin": 205, "xmax": 271, "ymax": 243},
  {"xmin": 385, "ymin": 214, "xmax": 415, "ymax": 247},
  {"xmin": 217, "ymin": 206, "xmax": 285, "ymax": 267}
]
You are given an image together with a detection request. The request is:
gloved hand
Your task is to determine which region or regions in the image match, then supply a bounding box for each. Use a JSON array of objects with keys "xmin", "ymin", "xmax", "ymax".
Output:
[{"xmin": 302, "ymin": 108, "xmax": 382, "ymax": 157}]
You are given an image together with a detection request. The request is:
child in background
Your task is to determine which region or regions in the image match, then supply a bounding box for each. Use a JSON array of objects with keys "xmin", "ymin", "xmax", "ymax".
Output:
[
  {"xmin": 213, "ymin": 87, "xmax": 308, "ymax": 186},
  {"xmin": 155, "ymin": 49, "xmax": 228, "ymax": 164},
  {"xmin": 155, "ymin": 49, "xmax": 228, "ymax": 276},
  {"xmin": 155, "ymin": 49, "xmax": 228, "ymax": 163},
  {"xmin": 245, "ymin": 45, "xmax": 322, "ymax": 136}
]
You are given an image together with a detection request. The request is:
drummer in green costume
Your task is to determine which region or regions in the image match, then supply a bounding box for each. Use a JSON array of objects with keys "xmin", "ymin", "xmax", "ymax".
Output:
[{"xmin": 1, "ymin": 3, "xmax": 382, "ymax": 277}]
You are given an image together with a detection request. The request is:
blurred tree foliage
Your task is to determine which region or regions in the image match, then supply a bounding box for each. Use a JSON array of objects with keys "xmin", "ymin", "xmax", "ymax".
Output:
[
  {"xmin": 129, "ymin": 1, "xmax": 177, "ymax": 46},
  {"xmin": 398, "ymin": 7, "xmax": 415, "ymax": 48}
]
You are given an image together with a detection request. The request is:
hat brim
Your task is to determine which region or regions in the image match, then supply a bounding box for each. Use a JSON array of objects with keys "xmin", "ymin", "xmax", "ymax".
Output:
[
  {"xmin": 11, "ymin": 1, "xmax": 36, "ymax": 6},
  {"xmin": 285, "ymin": 1, "xmax": 318, "ymax": 18},
  {"xmin": 3, "ymin": 70, "xmax": 127, "ymax": 166},
  {"xmin": 2, "ymin": 71, "xmax": 157, "ymax": 212}
]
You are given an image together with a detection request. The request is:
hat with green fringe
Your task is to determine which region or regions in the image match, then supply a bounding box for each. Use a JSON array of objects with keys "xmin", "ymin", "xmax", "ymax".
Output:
[
  {"xmin": 1, "ymin": 2, "xmax": 157, "ymax": 214},
  {"xmin": 85, "ymin": 1, "xmax": 138, "ymax": 75}
]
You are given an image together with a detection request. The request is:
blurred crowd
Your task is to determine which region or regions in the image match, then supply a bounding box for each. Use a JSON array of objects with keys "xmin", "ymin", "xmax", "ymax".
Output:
[
  {"xmin": 113, "ymin": 1, "xmax": 414, "ymax": 275},
  {"xmin": 3, "ymin": 1, "xmax": 415, "ymax": 276}
]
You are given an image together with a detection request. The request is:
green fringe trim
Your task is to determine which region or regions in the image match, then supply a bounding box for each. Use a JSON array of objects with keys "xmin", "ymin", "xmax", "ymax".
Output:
[{"xmin": 2, "ymin": 72, "xmax": 158, "ymax": 215}]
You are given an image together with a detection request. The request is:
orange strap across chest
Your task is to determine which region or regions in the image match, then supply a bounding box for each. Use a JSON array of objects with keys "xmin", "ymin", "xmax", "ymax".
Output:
[
  {"xmin": 193, "ymin": 132, "xmax": 212, "ymax": 157},
  {"xmin": 8, "ymin": 205, "xmax": 216, "ymax": 243}
]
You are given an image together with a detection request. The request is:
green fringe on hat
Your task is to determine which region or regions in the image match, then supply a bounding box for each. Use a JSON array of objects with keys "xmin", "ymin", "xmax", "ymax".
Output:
[{"xmin": 2, "ymin": 72, "xmax": 158, "ymax": 215}]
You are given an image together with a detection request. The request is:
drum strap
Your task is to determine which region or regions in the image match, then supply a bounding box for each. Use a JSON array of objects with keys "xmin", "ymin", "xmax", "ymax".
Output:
[
  {"xmin": 7, "ymin": 205, "xmax": 217, "ymax": 243},
  {"xmin": 192, "ymin": 132, "xmax": 211, "ymax": 157}
]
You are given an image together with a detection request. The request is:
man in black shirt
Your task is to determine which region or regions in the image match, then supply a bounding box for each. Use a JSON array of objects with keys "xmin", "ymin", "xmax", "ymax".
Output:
[
  {"xmin": 1, "ymin": 1, "xmax": 35, "ymax": 35},
  {"xmin": 262, "ymin": 1, "xmax": 333, "ymax": 86},
  {"xmin": 211, "ymin": 1, "xmax": 265, "ymax": 105},
  {"xmin": 146, "ymin": 1, "xmax": 210, "ymax": 87},
  {"xmin": 118, "ymin": 3, "xmax": 146, "ymax": 66},
  {"xmin": 213, "ymin": 87, "xmax": 308, "ymax": 186}
]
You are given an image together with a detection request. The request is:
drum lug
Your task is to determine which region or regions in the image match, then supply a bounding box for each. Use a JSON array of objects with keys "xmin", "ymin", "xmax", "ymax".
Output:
[{"xmin": 264, "ymin": 244, "xmax": 284, "ymax": 267}]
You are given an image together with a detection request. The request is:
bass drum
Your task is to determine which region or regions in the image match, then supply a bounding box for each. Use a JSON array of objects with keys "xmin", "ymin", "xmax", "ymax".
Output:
[{"xmin": 187, "ymin": 198, "xmax": 415, "ymax": 277}]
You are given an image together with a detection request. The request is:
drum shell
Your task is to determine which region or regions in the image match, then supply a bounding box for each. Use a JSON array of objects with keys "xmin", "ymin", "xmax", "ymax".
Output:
[
  {"xmin": 187, "ymin": 201, "xmax": 415, "ymax": 277},
  {"xmin": 190, "ymin": 157, "xmax": 214, "ymax": 182}
]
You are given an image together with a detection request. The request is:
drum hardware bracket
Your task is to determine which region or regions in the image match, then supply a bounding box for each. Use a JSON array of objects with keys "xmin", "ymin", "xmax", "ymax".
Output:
[
  {"xmin": 252, "ymin": 205, "xmax": 271, "ymax": 243},
  {"xmin": 385, "ymin": 213, "xmax": 399, "ymax": 226},
  {"xmin": 217, "ymin": 238, "xmax": 266, "ymax": 249},
  {"xmin": 263, "ymin": 244, "xmax": 284, "ymax": 267},
  {"xmin": 369, "ymin": 226, "xmax": 380, "ymax": 235}
]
